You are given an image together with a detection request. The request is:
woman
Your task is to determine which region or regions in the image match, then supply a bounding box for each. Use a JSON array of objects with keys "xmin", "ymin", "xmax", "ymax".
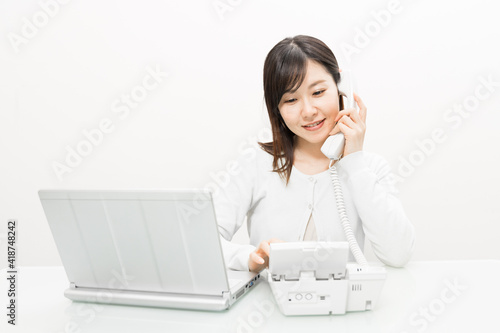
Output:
[{"xmin": 214, "ymin": 35, "xmax": 415, "ymax": 272}]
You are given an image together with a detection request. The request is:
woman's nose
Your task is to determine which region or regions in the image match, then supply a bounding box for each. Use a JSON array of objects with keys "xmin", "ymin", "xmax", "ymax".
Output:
[{"xmin": 301, "ymin": 98, "xmax": 317, "ymax": 118}]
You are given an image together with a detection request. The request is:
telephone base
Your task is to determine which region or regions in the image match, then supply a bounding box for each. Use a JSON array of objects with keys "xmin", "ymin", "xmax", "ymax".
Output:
[{"xmin": 268, "ymin": 264, "xmax": 386, "ymax": 316}]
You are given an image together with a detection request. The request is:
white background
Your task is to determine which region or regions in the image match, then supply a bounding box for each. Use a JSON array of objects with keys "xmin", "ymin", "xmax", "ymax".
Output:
[{"xmin": 0, "ymin": 0, "xmax": 499, "ymax": 268}]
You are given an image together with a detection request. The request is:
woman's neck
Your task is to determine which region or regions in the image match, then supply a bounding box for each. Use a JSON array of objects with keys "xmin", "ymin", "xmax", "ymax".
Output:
[
  {"xmin": 293, "ymin": 137, "xmax": 332, "ymax": 175},
  {"xmin": 294, "ymin": 136, "xmax": 328, "ymax": 161}
]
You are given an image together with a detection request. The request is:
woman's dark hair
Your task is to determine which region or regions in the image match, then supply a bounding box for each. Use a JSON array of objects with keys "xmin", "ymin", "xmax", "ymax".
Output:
[{"xmin": 259, "ymin": 35, "xmax": 343, "ymax": 184}]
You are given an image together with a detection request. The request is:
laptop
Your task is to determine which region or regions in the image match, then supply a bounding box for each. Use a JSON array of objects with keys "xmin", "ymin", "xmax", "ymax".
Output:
[{"xmin": 38, "ymin": 189, "xmax": 261, "ymax": 311}]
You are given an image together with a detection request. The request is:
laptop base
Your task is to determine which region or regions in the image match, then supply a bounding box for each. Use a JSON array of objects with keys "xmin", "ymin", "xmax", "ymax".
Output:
[{"xmin": 64, "ymin": 286, "xmax": 231, "ymax": 311}]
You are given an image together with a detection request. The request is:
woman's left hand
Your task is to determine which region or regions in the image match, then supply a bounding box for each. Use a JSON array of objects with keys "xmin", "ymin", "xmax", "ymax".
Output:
[{"xmin": 328, "ymin": 92, "xmax": 367, "ymax": 157}]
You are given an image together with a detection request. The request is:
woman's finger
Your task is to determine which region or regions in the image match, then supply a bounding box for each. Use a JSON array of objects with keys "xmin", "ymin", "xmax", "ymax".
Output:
[
  {"xmin": 353, "ymin": 92, "xmax": 367, "ymax": 123},
  {"xmin": 250, "ymin": 251, "xmax": 265, "ymax": 265},
  {"xmin": 268, "ymin": 238, "xmax": 285, "ymax": 244},
  {"xmin": 335, "ymin": 108, "xmax": 359, "ymax": 123},
  {"xmin": 337, "ymin": 114, "xmax": 357, "ymax": 129},
  {"xmin": 257, "ymin": 240, "xmax": 271, "ymax": 257}
]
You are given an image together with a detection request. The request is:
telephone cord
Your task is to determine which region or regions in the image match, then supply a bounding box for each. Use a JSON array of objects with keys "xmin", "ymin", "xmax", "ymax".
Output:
[{"xmin": 328, "ymin": 161, "xmax": 368, "ymax": 266}]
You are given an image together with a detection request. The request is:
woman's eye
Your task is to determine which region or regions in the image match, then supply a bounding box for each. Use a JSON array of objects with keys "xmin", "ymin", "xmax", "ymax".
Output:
[
  {"xmin": 313, "ymin": 89, "xmax": 326, "ymax": 96},
  {"xmin": 285, "ymin": 98, "xmax": 297, "ymax": 103}
]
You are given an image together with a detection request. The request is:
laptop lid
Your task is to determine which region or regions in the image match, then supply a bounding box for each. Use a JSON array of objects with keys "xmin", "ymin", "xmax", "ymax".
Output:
[{"xmin": 39, "ymin": 189, "xmax": 231, "ymax": 297}]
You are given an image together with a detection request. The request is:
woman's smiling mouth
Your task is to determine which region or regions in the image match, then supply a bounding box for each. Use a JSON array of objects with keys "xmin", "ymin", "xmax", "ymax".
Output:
[{"xmin": 302, "ymin": 118, "xmax": 325, "ymax": 131}]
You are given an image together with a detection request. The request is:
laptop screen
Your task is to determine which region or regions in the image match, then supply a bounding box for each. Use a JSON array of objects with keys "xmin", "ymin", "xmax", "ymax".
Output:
[{"xmin": 39, "ymin": 189, "xmax": 229, "ymax": 296}]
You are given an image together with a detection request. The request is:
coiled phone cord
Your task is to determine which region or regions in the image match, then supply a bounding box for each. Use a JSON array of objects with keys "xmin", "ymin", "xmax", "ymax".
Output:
[{"xmin": 329, "ymin": 160, "xmax": 368, "ymax": 266}]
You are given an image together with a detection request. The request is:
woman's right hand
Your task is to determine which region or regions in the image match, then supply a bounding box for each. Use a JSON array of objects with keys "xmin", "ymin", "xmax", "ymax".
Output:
[{"xmin": 248, "ymin": 238, "xmax": 284, "ymax": 272}]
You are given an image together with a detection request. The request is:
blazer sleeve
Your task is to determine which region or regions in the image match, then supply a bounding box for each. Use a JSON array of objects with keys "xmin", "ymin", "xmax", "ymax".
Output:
[
  {"xmin": 337, "ymin": 151, "xmax": 416, "ymax": 267},
  {"xmin": 212, "ymin": 154, "xmax": 258, "ymax": 271}
]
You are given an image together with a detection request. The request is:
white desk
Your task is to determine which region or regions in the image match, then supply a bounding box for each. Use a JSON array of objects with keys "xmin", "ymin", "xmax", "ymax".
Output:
[{"xmin": 2, "ymin": 261, "xmax": 499, "ymax": 333}]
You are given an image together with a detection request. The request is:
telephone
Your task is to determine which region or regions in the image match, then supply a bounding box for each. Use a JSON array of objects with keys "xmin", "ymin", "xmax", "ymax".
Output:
[
  {"xmin": 268, "ymin": 71, "xmax": 387, "ymax": 316},
  {"xmin": 322, "ymin": 70, "xmax": 367, "ymax": 266},
  {"xmin": 320, "ymin": 70, "xmax": 356, "ymax": 161}
]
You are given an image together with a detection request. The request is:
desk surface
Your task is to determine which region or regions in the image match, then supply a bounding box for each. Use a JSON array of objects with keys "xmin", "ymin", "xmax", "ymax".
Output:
[{"xmin": 2, "ymin": 260, "xmax": 500, "ymax": 333}]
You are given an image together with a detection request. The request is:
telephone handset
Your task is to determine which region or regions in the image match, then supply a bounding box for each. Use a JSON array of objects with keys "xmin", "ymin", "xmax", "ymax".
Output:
[
  {"xmin": 320, "ymin": 71, "xmax": 357, "ymax": 161},
  {"xmin": 321, "ymin": 70, "xmax": 368, "ymax": 266}
]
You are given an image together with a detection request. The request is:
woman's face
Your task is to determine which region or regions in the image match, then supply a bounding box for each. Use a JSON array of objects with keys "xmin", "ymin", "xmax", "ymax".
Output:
[{"xmin": 278, "ymin": 59, "xmax": 340, "ymax": 146}]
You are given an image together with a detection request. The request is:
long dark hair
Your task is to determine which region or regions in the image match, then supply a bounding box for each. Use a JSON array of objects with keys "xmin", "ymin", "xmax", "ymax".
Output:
[{"xmin": 259, "ymin": 35, "xmax": 343, "ymax": 184}]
